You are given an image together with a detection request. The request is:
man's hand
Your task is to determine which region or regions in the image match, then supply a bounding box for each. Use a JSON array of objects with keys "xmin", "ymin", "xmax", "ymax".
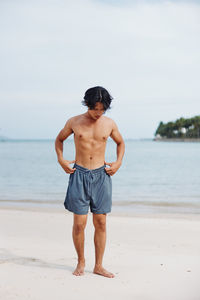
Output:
[
  {"xmin": 104, "ymin": 161, "xmax": 121, "ymax": 176},
  {"xmin": 58, "ymin": 159, "xmax": 76, "ymax": 174}
]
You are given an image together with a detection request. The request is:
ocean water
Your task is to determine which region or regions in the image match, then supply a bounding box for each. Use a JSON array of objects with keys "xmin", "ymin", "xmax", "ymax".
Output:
[{"xmin": 0, "ymin": 139, "xmax": 200, "ymax": 214}]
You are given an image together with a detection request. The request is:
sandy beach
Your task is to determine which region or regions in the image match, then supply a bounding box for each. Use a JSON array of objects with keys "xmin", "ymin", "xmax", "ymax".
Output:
[{"xmin": 0, "ymin": 207, "xmax": 200, "ymax": 300}]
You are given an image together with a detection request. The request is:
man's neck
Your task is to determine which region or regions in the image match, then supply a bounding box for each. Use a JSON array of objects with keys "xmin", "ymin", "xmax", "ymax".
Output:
[{"xmin": 84, "ymin": 112, "xmax": 101, "ymax": 122}]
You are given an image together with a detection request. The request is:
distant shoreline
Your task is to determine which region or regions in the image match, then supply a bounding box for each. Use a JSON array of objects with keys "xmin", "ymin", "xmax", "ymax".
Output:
[
  {"xmin": 154, "ymin": 138, "xmax": 200, "ymax": 142},
  {"xmin": 0, "ymin": 138, "xmax": 153, "ymax": 142},
  {"xmin": 1, "ymin": 198, "xmax": 200, "ymax": 216}
]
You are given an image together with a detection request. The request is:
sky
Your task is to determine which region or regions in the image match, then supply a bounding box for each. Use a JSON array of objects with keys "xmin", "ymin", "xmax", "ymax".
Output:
[{"xmin": 0, "ymin": 0, "xmax": 200, "ymax": 139}]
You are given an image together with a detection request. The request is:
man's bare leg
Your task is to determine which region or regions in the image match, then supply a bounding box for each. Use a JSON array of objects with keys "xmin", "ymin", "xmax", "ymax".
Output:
[
  {"xmin": 72, "ymin": 214, "xmax": 87, "ymax": 276},
  {"xmin": 93, "ymin": 213, "xmax": 115, "ymax": 278}
]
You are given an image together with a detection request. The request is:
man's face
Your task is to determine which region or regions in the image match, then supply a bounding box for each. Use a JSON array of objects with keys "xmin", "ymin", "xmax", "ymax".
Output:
[{"xmin": 88, "ymin": 102, "xmax": 105, "ymax": 120}]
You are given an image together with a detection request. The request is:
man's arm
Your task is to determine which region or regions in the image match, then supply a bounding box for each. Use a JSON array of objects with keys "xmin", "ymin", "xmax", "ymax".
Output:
[
  {"xmin": 105, "ymin": 120, "xmax": 125, "ymax": 176},
  {"xmin": 55, "ymin": 118, "xmax": 76, "ymax": 174}
]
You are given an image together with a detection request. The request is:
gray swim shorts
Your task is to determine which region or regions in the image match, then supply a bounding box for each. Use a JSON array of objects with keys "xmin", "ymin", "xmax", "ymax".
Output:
[{"xmin": 64, "ymin": 163, "xmax": 112, "ymax": 215}]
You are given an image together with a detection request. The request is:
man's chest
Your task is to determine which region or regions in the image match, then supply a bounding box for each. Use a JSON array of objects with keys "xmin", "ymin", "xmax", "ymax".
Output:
[{"xmin": 73, "ymin": 123, "xmax": 112, "ymax": 142}]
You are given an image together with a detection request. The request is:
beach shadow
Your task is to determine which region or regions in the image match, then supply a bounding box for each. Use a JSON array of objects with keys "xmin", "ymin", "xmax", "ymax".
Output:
[{"xmin": 0, "ymin": 248, "xmax": 76, "ymax": 273}]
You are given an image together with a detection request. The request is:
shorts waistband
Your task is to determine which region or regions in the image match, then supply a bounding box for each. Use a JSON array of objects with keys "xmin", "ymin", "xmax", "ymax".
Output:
[{"xmin": 74, "ymin": 163, "xmax": 106, "ymax": 174}]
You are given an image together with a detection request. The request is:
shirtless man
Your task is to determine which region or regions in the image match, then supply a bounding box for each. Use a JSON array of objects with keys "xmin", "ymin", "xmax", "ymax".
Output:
[{"xmin": 55, "ymin": 86, "xmax": 125, "ymax": 278}]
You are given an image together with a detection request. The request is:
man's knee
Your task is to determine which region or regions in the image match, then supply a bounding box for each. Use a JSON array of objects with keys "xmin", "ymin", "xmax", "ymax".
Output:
[
  {"xmin": 73, "ymin": 222, "xmax": 86, "ymax": 234},
  {"xmin": 73, "ymin": 214, "xmax": 87, "ymax": 235},
  {"xmin": 93, "ymin": 215, "xmax": 106, "ymax": 231}
]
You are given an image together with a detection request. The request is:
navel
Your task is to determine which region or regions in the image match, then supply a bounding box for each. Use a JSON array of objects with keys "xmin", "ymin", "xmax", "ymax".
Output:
[
  {"xmin": 79, "ymin": 134, "xmax": 82, "ymax": 138},
  {"xmin": 90, "ymin": 156, "xmax": 93, "ymax": 160}
]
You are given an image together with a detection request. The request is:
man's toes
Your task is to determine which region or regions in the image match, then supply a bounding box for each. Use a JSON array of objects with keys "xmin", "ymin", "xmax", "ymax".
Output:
[
  {"xmin": 73, "ymin": 271, "xmax": 77, "ymax": 275},
  {"xmin": 73, "ymin": 268, "xmax": 84, "ymax": 276},
  {"xmin": 93, "ymin": 267, "xmax": 115, "ymax": 278},
  {"xmin": 74, "ymin": 272, "xmax": 81, "ymax": 276},
  {"xmin": 73, "ymin": 270, "xmax": 80, "ymax": 276},
  {"xmin": 107, "ymin": 271, "xmax": 115, "ymax": 278},
  {"xmin": 105, "ymin": 272, "xmax": 114, "ymax": 278}
]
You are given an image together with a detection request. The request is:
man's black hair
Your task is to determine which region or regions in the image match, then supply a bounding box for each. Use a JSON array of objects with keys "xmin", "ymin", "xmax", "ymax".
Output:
[{"xmin": 82, "ymin": 86, "xmax": 113, "ymax": 111}]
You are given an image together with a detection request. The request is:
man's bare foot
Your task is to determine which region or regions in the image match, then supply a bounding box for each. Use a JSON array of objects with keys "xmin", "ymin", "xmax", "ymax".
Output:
[
  {"xmin": 73, "ymin": 261, "xmax": 85, "ymax": 276},
  {"xmin": 93, "ymin": 265, "xmax": 115, "ymax": 278}
]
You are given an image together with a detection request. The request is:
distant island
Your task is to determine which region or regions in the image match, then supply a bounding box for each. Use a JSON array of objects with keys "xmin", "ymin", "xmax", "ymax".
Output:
[
  {"xmin": 0, "ymin": 135, "xmax": 10, "ymax": 142},
  {"xmin": 154, "ymin": 115, "xmax": 200, "ymax": 141}
]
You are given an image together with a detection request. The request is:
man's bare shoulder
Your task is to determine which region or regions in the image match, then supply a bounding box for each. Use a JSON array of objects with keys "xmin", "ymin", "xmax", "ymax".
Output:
[
  {"xmin": 102, "ymin": 116, "xmax": 117, "ymax": 127},
  {"xmin": 66, "ymin": 114, "xmax": 84, "ymax": 124}
]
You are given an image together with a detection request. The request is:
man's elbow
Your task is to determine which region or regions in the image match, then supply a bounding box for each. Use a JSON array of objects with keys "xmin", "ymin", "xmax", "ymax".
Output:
[
  {"xmin": 55, "ymin": 134, "xmax": 63, "ymax": 145},
  {"xmin": 55, "ymin": 135, "xmax": 59, "ymax": 144},
  {"xmin": 117, "ymin": 139, "xmax": 125, "ymax": 147}
]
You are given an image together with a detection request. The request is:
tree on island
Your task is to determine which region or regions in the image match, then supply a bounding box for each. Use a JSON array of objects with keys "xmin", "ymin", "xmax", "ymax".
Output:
[{"xmin": 155, "ymin": 116, "xmax": 200, "ymax": 139}]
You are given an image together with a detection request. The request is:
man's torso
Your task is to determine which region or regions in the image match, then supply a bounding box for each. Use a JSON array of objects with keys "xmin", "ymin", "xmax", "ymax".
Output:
[{"xmin": 70, "ymin": 115, "xmax": 113, "ymax": 169}]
